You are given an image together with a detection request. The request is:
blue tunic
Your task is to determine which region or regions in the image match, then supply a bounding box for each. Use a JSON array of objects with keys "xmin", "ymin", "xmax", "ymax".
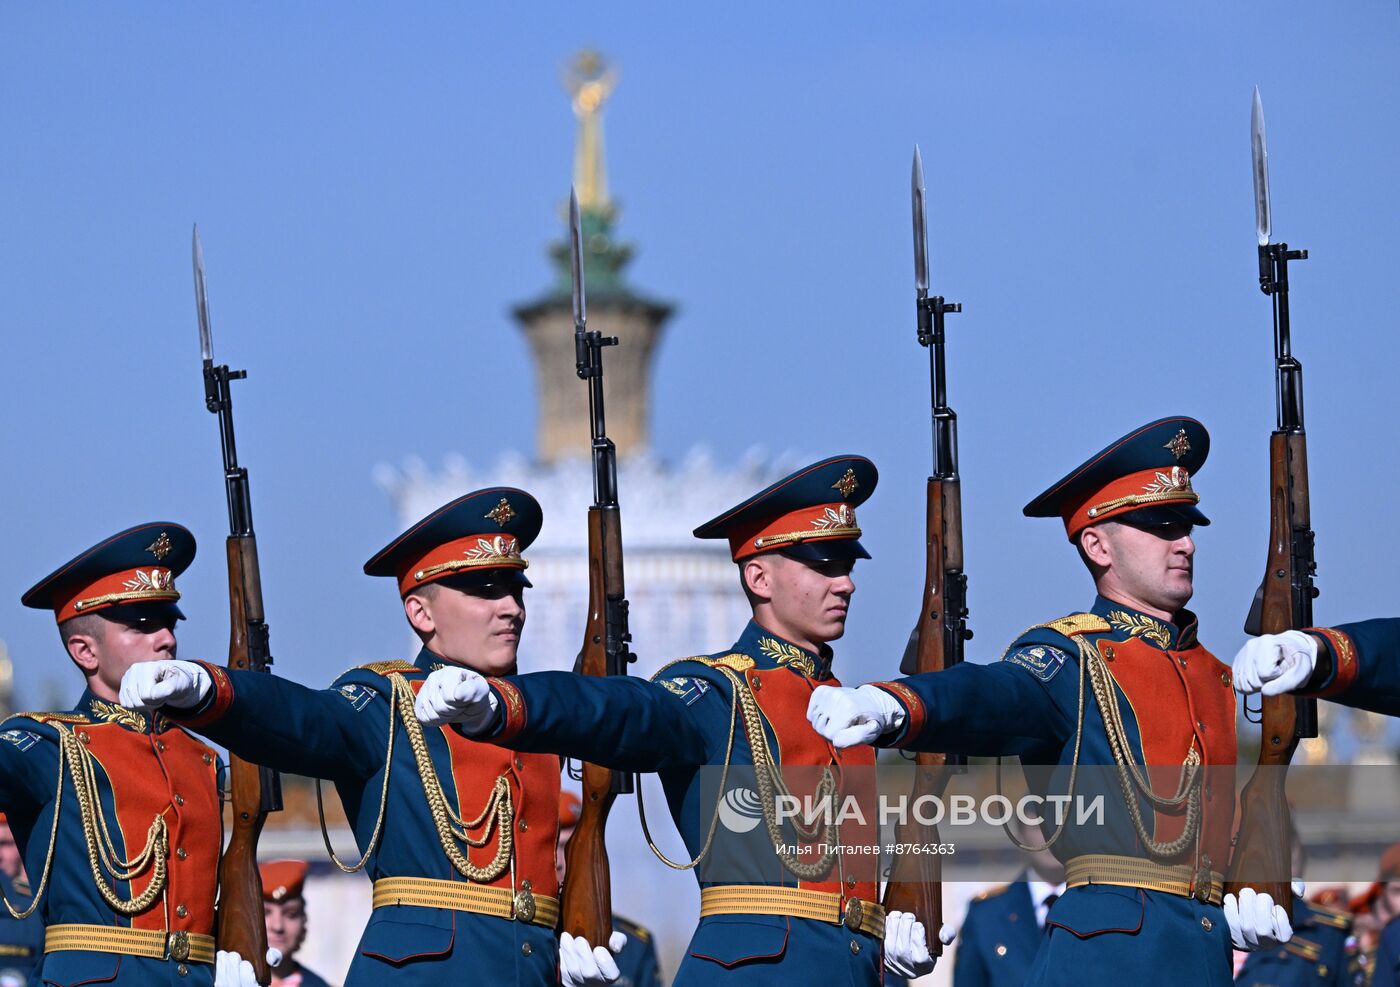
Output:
[
  {"xmin": 612, "ymin": 915, "xmax": 662, "ymax": 987},
  {"xmin": 1301, "ymin": 619, "xmax": 1400, "ymax": 717},
  {"xmin": 869, "ymin": 598, "xmax": 1239, "ymax": 987},
  {"xmin": 172, "ymin": 651, "xmax": 561, "ymax": 987},
  {"xmin": 954, "ymin": 878, "xmax": 1044, "ymax": 987},
  {"xmin": 0, "ymin": 691, "xmax": 223, "ymax": 987},
  {"xmin": 483, "ymin": 620, "xmax": 886, "ymax": 985}
]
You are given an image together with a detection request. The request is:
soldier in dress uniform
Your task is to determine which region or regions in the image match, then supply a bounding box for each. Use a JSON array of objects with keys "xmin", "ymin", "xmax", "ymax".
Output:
[
  {"xmin": 121, "ymin": 489, "xmax": 619, "ymax": 986},
  {"xmin": 806, "ymin": 418, "xmax": 1294, "ymax": 986},
  {"xmin": 0, "ymin": 523, "xmax": 225, "ymax": 986},
  {"xmin": 954, "ymin": 819, "xmax": 1066, "ymax": 987},
  {"xmin": 259, "ymin": 861, "xmax": 331, "ymax": 987},
  {"xmin": 0, "ymin": 814, "xmax": 42, "ymax": 985},
  {"xmin": 414, "ymin": 455, "xmax": 947, "ymax": 985},
  {"xmin": 1234, "ymin": 896, "xmax": 1354, "ymax": 987},
  {"xmin": 556, "ymin": 793, "xmax": 663, "ymax": 987},
  {"xmin": 1232, "ymin": 619, "xmax": 1400, "ymax": 717}
]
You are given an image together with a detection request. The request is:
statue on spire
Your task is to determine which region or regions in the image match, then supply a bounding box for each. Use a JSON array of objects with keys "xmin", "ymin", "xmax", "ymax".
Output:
[{"xmin": 563, "ymin": 50, "xmax": 618, "ymax": 217}]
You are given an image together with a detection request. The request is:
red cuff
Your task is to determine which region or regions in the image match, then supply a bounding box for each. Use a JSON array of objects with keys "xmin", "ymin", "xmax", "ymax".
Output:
[
  {"xmin": 492, "ymin": 680, "xmax": 528, "ymax": 742},
  {"xmin": 870, "ymin": 681, "xmax": 927, "ymax": 749},
  {"xmin": 1304, "ymin": 628, "xmax": 1358, "ymax": 699},
  {"xmin": 179, "ymin": 661, "xmax": 235, "ymax": 729}
]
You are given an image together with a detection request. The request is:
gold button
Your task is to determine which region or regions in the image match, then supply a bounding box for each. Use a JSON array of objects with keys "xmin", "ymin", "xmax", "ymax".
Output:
[
  {"xmin": 514, "ymin": 757, "xmax": 523, "ymax": 770},
  {"xmin": 1178, "ymin": 656, "xmax": 1188, "ymax": 668},
  {"xmin": 1201, "ymin": 917, "xmax": 1213, "ymax": 932},
  {"xmin": 522, "ymin": 879, "xmax": 532, "ymax": 891},
  {"xmin": 173, "ymin": 794, "xmax": 185, "ymax": 806},
  {"xmin": 202, "ymin": 753, "xmax": 213, "ymax": 765},
  {"xmin": 176, "ymin": 847, "xmax": 188, "ymax": 860},
  {"xmin": 157, "ymin": 740, "xmax": 167, "ymax": 752},
  {"xmin": 79, "ymin": 731, "xmax": 91, "ymax": 745},
  {"xmin": 1320, "ymin": 965, "xmax": 1330, "ymax": 977},
  {"xmin": 176, "ymin": 904, "xmax": 188, "ymax": 918},
  {"xmin": 1195, "ymin": 721, "xmax": 1205, "ymax": 732},
  {"xmin": 177, "ymin": 963, "xmax": 189, "ymax": 977},
  {"xmin": 519, "ymin": 819, "xmax": 528, "ymax": 832},
  {"xmin": 752, "ymin": 678, "xmax": 762, "ymax": 691},
  {"xmin": 849, "ymin": 940, "xmax": 860, "ymax": 955},
  {"xmin": 846, "ymin": 876, "xmax": 857, "ymax": 888},
  {"xmin": 996, "ymin": 944, "xmax": 1008, "ymax": 956},
  {"xmin": 1102, "ymin": 645, "xmax": 1115, "ymax": 660},
  {"xmin": 521, "ymin": 943, "xmax": 533, "ymax": 957}
]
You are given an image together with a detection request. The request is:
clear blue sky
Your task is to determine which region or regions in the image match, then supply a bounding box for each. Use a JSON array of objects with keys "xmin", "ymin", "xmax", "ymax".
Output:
[{"xmin": 1, "ymin": 3, "xmax": 1397, "ymax": 709}]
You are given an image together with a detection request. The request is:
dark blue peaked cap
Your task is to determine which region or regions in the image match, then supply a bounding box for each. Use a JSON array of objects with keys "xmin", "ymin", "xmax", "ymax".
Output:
[
  {"xmin": 364, "ymin": 488, "xmax": 542, "ymax": 595},
  {"xmin": 22, "ymin": 522, "xmax": 195, "ymax": 625},
  {"xmin": 694, "ymin": 455, "xmax": 878, "ymax": 562},
  {"xmin": 1023, "ymin": 416, "xmax": 1210, "ymax": 540}
]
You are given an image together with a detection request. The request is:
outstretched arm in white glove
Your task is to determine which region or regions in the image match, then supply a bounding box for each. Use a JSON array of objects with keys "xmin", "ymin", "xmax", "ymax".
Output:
[
  {"xmin": 213, "ymin": 948, "xmax": 280, "ymax": 987},
  {"xmin": 119, "ymin": 660, "xmax": 212, "ymax": 711},
  {"xmin": 1232, "ymin": 631, "xmax": 1318, "ymax": 697},
  {"xmin": 414, "ymin": 665, "xmax": 498, "ymax": 734},
  {"xmin": 807, "ymin": 684, "xmax": 906, "ymax": 749},
  {"xmin": 884, "ymin": 912, "xmax": 956, "ymax": 979},
  {"xmin": 1223, "ymin": 887, "xmax": 1293, "ymax": 951},
  {"xmin": 559, "ymin": 930, "xmax": 627, "ymax": 987}
]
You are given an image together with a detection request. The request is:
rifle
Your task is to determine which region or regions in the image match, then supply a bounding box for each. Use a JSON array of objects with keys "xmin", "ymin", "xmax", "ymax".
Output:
[
  {"xmin": 1226, "ymin": 88, "xmax": 1317, "ymax": 909},
  {"xmin": 560, "ymin": 190, "xmax": 636, "ymax": 945},
  {"xmin": 881, "ymin": 147, "xmax": 972, "ymax": 954},
  {"xmin": 194, "ymin": 226, "xmax": 283, "ymax": 982}
]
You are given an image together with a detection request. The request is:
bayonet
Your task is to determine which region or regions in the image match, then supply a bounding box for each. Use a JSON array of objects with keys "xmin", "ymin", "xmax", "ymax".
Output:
[
  {"xmin": 193, "ymin": 225, "xmax": 214, "ymax": 362},
  {"xmin": 570, "ymin": 189, "xmax": 587, "ymax": 329},
  {"xmin": 1252, "ymin": 87, "xmax": 1272, "ymax": 248},
  {"xmin": 912, "ymin": 146, "xmax": 928, "ymax": 298}
]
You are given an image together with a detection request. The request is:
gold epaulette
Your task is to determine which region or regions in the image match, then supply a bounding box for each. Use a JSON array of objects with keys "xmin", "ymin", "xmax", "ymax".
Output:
[
  {"xmin": 1040, "ymin": 613, "xmax": 1111, "ymax": 637},
  {"xmin": 972, "ymin": 883, "xmax": 1011, "ymax": 901},
  {"xmin": 1284, "ymin": 935, "xmax": 1323, "ymax": 961},
  {"xmin": 6, "ymin": 711, "xmax": 88, "ymax": 725},
  {"xmin": 355, "ymin": 660, "xmax": 419, "ymax": 676},
  {"xmin": 1308, "ymin": 904, "xmax": 1352, "ymax": 929}
]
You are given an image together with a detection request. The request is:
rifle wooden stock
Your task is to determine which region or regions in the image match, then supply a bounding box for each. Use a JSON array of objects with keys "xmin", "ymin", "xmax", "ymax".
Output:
[
  {"xmin": 215, "ymin": 537, "xmax": 271, "ymax": 983},
  {"xmin": 1227, "ymin": 432, "xmax": 1311, "ymax": 907},
  {"xmin": 561, "ymin": 507, "xmax": 622, "ymax": 944},
  {"xmin": 882, "ymin": 477, "xmax": 962, "ymax": 954}
]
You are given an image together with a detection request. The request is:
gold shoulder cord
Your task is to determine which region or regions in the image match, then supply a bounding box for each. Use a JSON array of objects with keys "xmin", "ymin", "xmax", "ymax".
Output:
[
  {"xmin": 317, "ymin": 674, "xmax": 513, "ymax": 882},
  {"xmin": 637, "ymin": 661, "xmax": 838, "ymax": 881},
  {"xmin": 1001, "ymin": 633, "xmax": 1201, "ymax": 860},
  {"xmin": 4, "ymin": 722, "xmax": 169, "ymax": 919}
]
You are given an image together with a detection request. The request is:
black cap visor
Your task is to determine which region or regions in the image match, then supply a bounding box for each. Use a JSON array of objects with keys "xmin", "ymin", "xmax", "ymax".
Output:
[
  {"xmin": 779, "ymin": 538, "xmax": 871, "ymax": 563},
  {"xmin": 409, "ymin": 568, "xmax": 532, "ymax": 595},
  {"xmin": 1115, "ymin": 504, "xmax": 1210, "ymax": 531}
]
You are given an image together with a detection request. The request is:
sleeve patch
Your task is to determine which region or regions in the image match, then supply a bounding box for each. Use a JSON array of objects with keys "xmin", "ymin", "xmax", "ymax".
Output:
[
  {"xmin": 337, "ymin": 683, "xmax": 379, "ymax": 711},
  {"xmin": 1002, "ymin": 645, "xmax": 1069, "ymax": 683},
  {"xmin": 659, "ymin": 676, "xmax": 710, "ymax": 706},
  {"xmin": 1, "ymin": 729, "xmax": 40, "ymax": 752}
]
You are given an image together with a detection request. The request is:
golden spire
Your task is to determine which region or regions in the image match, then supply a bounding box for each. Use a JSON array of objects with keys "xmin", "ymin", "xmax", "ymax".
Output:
[{"xmin": 563, "ymin": 50, "xmax": 618, "ymax": 213}]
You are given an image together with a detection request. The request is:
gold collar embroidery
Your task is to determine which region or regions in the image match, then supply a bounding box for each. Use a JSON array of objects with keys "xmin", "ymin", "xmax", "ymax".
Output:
[
  {"xmin": 757, "ymin": 637, "xmax": 818, "ymax": 678},
  {"xmin": 88, "ymin": 699, "xmax": 148, "ymax": 732},
  {"xmin": 1107, "ymin": 610, "xmax": 1172, "ymax": 650}
]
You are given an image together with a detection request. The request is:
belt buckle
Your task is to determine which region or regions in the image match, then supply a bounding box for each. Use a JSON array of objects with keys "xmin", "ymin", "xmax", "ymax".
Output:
[
  {"xmin": 1194, "ymin": 857, "xmax": 1213, "ymax": 903},
  {"xmin": 843, "ymin": 899, "xmax": 863, "ymax": 932},
  {"xmin": 167, "ymin": 930, "xmax": 191, "ymax": 963},
  {"xmin": 514, "ymin": 889, "xmax": 537, "ymax": 924}
]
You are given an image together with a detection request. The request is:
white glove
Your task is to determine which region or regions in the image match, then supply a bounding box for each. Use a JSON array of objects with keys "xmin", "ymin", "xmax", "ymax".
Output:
[
  {"xmin": 559, "ymin": 930, "xmax": 627, "ymax": 986},
  {"xmin": 414, "ymin": 666, "xmax": 498, "ymax": 734},
  {"xmin": 119, "ymin": 660, "xmax": 212, "ymax": 711},
  {"xmin": 213, "ymin": 950, "xmax": 259, "ymax": 987},
  {"xmin": 1223, "ymin": 887, "xmax": 1293, "ymax": 951},
  {"xmin": 806, "ymin": 684, "xmax": 906, "ymax": 749},
  {"xmin": 883, "ymin": 912, "xmax": 955, "ymax": 979},
  {"xmin": 1232, "ymin": 631, "xmax": 1318, "ymax": 697}
]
